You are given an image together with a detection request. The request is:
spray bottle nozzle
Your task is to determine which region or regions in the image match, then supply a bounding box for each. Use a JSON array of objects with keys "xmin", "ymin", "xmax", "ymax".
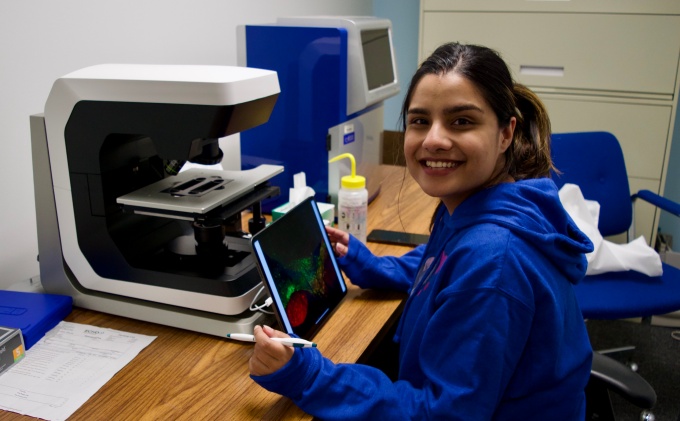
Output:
[{"xmin": 329, "ymin": 153, "xmax": 366, "ymax": 189}]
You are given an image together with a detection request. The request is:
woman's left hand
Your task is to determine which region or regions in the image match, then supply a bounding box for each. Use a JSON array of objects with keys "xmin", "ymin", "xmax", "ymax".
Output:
[
  {"xmin": 248, "ymin": 325, "xmax": 295, "ymax": 376},
  {"xmin": 325, "ymin": 226, "xmax": 351, "ymax": 257}
]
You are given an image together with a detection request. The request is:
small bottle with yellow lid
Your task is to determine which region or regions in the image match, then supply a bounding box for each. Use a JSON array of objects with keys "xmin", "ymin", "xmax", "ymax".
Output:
[{"xmin": 329, "ymin": 153, "xmax": 368, "ymax": 243}]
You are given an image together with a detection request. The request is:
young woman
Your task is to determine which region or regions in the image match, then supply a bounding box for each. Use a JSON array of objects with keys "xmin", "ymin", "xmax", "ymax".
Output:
[{"xmin": 248, "ymin": 42, "xmax": 594, "ymax": 420}]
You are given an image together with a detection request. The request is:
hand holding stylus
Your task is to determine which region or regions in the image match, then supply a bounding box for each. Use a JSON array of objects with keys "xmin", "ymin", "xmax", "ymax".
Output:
[
  {"xmin": 247, "ymin": 325, "xmax": 295, "ymax": 376},
  {"xmin": 227, "ymin": 333, "xmax": 317, "ymax": 348}
]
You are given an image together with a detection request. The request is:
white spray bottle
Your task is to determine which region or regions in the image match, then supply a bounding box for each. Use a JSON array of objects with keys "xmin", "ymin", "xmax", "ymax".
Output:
[{"xmin": 329, "ymin": 153, "xmax": 368, "ymax": 243}]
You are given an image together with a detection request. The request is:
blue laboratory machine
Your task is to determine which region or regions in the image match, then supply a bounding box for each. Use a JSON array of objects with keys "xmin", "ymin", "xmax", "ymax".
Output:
[{"xmin": 238, "ymin": 16, "xmax": 400, "ymax": 209}]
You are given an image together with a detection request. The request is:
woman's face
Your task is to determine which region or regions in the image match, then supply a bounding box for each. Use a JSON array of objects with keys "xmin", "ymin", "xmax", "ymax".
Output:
[{"xmin": 404, "ymin": 72, "xmax": 515, "ymax": 213}]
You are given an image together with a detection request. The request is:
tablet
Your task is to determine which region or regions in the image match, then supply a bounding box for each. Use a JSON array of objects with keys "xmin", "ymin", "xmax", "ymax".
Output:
[{"xmin": 251, "ymin": 197, "xmax": 347, "ymax": 339}]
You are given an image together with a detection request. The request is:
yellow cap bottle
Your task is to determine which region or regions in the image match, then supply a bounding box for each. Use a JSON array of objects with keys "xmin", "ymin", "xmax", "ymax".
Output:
[{"xmin": 329, "ymin": 153, "xmax": 368, "ymax": 243}]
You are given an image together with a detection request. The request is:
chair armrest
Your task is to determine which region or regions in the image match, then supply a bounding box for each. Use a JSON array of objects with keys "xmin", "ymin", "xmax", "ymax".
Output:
[
  {"xmin": 633, "ymin": 190, "xmax": 680, "ymax": 217},
  {"xmin": 590, "ymin": 351, "xmax": 656, "ymax": 409}
]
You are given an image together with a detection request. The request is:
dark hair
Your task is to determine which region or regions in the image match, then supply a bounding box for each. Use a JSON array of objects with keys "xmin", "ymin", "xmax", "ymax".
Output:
[{"xmin": 400, "ymin": 42, "xmax": 554, "ymax": 182}]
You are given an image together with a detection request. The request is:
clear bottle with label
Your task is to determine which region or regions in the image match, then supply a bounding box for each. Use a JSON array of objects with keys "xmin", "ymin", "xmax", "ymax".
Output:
[{"xmin": 329, "ymin": 153, "xmax": 368, "ymax": 243}]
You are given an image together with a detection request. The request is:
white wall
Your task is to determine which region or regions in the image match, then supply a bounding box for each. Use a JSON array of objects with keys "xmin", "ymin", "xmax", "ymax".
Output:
[{"xmin": 0, "ymin": 1, "xmax": 374, "ymax": 289}]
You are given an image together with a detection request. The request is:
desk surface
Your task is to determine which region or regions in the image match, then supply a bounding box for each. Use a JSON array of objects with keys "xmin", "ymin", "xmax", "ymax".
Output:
[{"xmin": 0, "ymin": 165, "xmax": 438, "ymax": 421}]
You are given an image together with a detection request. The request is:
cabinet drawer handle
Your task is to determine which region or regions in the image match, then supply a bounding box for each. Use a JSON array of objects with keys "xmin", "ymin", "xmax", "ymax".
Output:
[{"xmin": 520, "ymin": 65, "xmax": 565, "ymax": 77}]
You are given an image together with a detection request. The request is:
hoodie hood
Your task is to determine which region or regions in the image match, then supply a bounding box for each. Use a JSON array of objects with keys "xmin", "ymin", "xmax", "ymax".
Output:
[{"xmin": 446, "ymin": 178, "xmax": 594, "ymax": 284}]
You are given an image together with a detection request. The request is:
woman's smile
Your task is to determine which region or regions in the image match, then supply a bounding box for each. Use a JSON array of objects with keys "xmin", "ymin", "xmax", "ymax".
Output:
[{"xmin": 424, "ymin": 160, "xmax": 460, "ymax": 169}]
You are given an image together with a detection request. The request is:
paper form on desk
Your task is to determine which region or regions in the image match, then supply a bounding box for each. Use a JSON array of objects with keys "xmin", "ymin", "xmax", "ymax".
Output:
[{"xmin": 0, "ymin": 321, "xmax": 155, "ymax": 421}]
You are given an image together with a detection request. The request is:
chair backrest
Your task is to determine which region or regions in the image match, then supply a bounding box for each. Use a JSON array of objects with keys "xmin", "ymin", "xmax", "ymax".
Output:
[{"xmin": 550, "ymin": 131, "xmax": 632, "ymax": 237}]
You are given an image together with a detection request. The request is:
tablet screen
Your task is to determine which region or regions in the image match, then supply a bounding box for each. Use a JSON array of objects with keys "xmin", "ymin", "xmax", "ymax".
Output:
[{"xmin": 251, "ymin": 197, "xmax": 347, "ymax": 339}]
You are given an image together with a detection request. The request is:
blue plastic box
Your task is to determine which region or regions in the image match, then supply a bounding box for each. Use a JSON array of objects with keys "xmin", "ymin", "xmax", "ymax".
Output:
[{"xmin": 0, "ymin": 291, "xmax": 73, "ymax": 349}]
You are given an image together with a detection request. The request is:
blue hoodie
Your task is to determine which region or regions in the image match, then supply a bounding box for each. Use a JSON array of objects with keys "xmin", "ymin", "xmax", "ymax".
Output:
[{"xmin": 252, "ymin": 178, "xmax": 594, "ymax": 420}]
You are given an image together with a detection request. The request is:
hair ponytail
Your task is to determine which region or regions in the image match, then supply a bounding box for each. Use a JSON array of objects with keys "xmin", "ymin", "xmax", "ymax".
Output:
[{"xmin": 504, "ymin": 83, "xmax": 554, "ymax": 180}]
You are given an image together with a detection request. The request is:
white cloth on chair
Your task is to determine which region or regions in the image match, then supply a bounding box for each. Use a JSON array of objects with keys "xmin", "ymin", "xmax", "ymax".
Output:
[{"xmin": 558, "ymin": 183, "xmax": 663, "ymax": 277}]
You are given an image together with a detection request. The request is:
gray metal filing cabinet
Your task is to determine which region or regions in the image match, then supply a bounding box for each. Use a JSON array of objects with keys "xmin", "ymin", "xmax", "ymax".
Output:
[{"xmin": 419, "ymin": 0, "xmax": 680, "ymax": 245}]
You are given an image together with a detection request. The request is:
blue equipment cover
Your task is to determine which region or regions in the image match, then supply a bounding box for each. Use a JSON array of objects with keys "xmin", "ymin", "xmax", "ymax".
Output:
[
  {"xmin": 241, "ymin": 25, "xmax": 349, "ymax": 210},
  {"xmin": 0, "ymin": 290, "xmax": 73, "ymax": 349}
]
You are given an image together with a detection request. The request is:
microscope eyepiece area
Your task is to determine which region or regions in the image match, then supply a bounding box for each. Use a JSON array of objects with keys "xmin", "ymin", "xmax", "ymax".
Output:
[
  {"xmin": 188, "ymin": 138, "xmax": 224, "ymax": 166},
  {"xmin": 193, "ymin": 219, "xmax": 226, "ymax": 248}
]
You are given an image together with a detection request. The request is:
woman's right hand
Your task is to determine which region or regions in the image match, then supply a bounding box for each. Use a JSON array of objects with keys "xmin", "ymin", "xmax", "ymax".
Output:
[
  {"xmin": 325, "ymin": 226, "xmax": 350, "ymax": 258},
  {"xmin": 249, "ymin": 325, "xmax": 294, "ymax": 377}
]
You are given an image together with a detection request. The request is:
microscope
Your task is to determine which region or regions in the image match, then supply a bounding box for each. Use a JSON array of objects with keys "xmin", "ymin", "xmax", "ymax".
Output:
[{"xmin": 31, "ymin": 64, "xmax": 282, "ymax": 335}]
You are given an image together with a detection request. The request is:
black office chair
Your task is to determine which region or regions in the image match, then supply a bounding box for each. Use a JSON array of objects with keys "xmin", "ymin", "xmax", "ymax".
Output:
[
  {"xmin": 587, "ymin": 351, "xmax": 656, "ymax": 420},
  {"xmin": 550, "ymin": 131, "xmax": 680, "ymax": 421}
]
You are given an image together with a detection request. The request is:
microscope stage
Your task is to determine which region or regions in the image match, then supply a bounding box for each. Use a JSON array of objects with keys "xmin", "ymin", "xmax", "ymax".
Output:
[{"xmin": 117, "ymin": 164, "xmax": 283, "ymax": 219}]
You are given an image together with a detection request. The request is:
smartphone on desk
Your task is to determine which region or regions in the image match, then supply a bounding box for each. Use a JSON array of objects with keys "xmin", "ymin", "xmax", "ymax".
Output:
[{"xmin": 367, "ymin": 229, "xmax": 429, "ymax": 247}]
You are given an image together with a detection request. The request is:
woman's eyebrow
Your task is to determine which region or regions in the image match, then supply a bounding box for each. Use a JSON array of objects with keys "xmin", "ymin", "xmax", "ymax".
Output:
[
  {"xmin": 443, "ymin": 104, "xmax": 484, "ymax": 115},
  {"xmin": 408, "ymin": 104, "xmax": 484, "ymax": 116},
  {"xmin": 407, "ymin": 107, "xmax": 429, "ymax": 115}
]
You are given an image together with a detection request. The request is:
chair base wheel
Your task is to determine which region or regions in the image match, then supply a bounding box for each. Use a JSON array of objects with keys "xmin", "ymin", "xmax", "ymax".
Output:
[{"xmin": 640, "ymin": 410, "xmax": 655, "ymax": 421}]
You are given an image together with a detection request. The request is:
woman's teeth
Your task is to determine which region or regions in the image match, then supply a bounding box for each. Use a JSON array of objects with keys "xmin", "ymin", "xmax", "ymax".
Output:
[{"xmin": 425, "ymin": 161, "xmax": 456, "ymax": 168}]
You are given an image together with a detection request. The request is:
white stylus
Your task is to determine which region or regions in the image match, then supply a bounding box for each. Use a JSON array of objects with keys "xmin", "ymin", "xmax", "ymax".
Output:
[{"xmin": 226, "ymin": 333, "xmax": 317, "ymax": 348}]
